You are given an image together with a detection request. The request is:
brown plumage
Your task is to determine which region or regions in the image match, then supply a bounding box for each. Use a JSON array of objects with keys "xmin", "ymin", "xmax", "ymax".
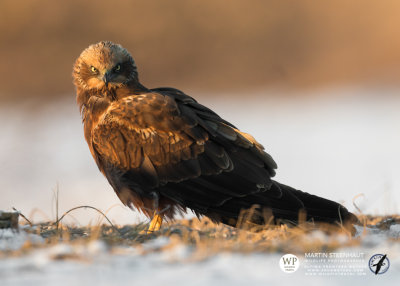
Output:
[{"xmin": 73, "ymin": 41, "xmax": 357, "ymax": 228}]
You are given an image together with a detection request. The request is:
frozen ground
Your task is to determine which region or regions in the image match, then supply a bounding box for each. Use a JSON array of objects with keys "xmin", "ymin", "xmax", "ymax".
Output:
[{"xmin": 0, "ymin": 222, "xmax": 399, "ymax": 286}]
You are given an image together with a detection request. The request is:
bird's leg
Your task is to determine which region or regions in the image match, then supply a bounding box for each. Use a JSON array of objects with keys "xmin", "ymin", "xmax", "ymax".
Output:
[
  {"xmin": 139, "ymin": 193, "xmax": 163, "ymax": 234},
  {"xmin": 146, "ymin": 211, "xmax": 163, "ymax": 233}
]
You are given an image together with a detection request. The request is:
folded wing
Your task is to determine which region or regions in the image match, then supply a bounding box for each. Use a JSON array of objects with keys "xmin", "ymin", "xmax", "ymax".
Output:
[{"xmin": 91, "ymin": 89, "xmax": 280, "ymax": 217}]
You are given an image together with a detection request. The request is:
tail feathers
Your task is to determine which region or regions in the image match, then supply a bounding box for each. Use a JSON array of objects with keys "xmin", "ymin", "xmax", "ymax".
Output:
[
  {"xmin": 272, "ymin": 181, "xmax": 358, "ymax": 224},
  {"xmin": 205, "ymin": 180, "xmax": 358, "ymax": 228}
]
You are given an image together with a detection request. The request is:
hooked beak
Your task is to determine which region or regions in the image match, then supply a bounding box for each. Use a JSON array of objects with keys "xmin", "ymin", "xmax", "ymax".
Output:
[{"xmin": 102, "ymin": 71, "xmax": 112, "ymax": 86}]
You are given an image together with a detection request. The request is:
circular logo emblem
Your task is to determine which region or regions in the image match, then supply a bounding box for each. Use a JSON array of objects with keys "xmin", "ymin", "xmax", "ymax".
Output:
[
  {"xmin": 369, "ymin": 254, "xmax": 390, "ymax": 275},
  {"xmin": 280, "ymin": 254, "xmax": 300, "ymax": 273}
]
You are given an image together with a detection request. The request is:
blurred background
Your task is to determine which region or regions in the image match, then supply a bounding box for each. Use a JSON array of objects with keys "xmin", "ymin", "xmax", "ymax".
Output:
[{"xmin": 1, "ymin": 0, "xmax": 399, "ymax": 225}]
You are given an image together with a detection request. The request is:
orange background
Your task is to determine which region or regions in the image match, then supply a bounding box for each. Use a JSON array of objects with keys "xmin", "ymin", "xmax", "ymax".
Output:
[{"xmin": 1, "ymin": 0, "xmax": 400, "ymax": 101}]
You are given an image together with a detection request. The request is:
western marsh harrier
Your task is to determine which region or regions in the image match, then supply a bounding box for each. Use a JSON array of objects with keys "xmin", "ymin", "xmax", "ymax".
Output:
[{"xmin": 73, "ymin": 41, "xmax": 357, "ymax": 232}]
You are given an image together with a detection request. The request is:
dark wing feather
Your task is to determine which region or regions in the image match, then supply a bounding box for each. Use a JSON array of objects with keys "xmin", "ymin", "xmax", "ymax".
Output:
[{"xmin": 90, "ymin": 88, "xmax": 279, "ymax": 218}]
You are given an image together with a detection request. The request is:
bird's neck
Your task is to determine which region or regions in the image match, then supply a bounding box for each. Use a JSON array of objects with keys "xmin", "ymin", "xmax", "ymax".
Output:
[{"xmin": 125, "ymin": 79, "xmax": 149, "ymax": 93}]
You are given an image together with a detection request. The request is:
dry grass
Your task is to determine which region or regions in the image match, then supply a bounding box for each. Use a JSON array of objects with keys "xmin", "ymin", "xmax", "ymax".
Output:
[
  {"xmin": 4, "ymin": 210, "xmax": 398, "ymax": 261},
  {"xmin": 3, "ymin": 196, "xmax": 399, "ymax": 262}
]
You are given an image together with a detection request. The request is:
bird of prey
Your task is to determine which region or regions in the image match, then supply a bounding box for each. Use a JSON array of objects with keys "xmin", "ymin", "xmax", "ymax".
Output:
[{"xmin": 73, "ymin": 41, "xmax": 357, "ymax": 233}]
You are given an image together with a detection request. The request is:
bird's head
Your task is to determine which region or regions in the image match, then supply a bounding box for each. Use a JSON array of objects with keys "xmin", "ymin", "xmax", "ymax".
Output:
[{"xmin": 73, "ymin": 41, "xmax": 138, "ymax": 92}]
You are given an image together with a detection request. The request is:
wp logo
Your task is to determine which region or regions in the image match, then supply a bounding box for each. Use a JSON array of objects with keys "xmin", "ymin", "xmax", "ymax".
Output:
[{"xmin": 280, "ymin": 254, "xmax": 300, "ymax": 273}]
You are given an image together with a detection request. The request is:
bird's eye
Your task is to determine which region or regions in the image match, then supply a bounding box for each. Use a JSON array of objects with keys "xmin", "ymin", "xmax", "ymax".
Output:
[
  {"xmin": 114, "ymin": 64, "xmax": 121, "ymax": 72},
  {"xmin": 90, "ymin": 66, "xmax": 98, "ymax": 74}
]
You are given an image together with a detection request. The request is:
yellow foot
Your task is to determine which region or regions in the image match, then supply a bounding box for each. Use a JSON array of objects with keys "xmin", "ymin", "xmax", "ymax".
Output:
[{"xmin": 140, "ymin": 212, "xmax": 163, "ymax": 234}]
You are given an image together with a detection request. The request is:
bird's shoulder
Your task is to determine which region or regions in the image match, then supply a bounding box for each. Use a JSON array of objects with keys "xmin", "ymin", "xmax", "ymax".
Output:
[
  {"xmin": 92, "ymin": 86, "xmax": 277, "ymax": 173},
  {"xmin": 95, "ymin": 89, "xmax": 197, "ymax": 136},
  {"xmin": 95, "ymin": 86, "xmax": 218, "ymax": 132}
]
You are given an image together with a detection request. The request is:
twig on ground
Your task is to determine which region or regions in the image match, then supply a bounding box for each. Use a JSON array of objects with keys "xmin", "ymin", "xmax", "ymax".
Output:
[
  {"xmin": 53, "ymin": 205, "xmax": 122, "ymax": 235},
  {"xmin": 12, "ymin": 207, "xmax": 33, "ymax": 227}
]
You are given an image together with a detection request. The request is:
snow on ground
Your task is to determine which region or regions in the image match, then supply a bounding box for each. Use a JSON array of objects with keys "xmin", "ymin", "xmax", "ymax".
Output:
[
  {"xmin": 0, "ymin": 224, "xmax": 399, "ymax": 286},
  {"xmin": 0, "ymin": 228, "xmax": 43, "ymax": 251}
]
